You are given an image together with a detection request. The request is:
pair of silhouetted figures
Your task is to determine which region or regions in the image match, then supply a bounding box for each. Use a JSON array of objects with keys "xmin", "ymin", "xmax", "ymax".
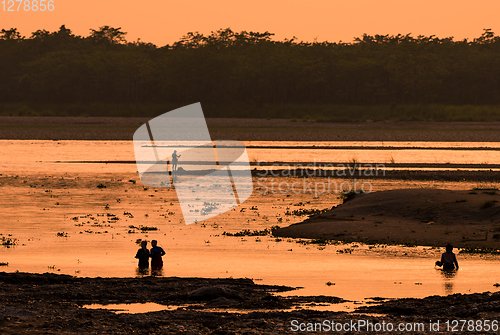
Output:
[
  {"xmin": 135, "ymin": 240, "xmax": 166, "ymax": 271},
  {"xmin": 435, "ymin": 244, "xmax": 459, "ymax": 270}
]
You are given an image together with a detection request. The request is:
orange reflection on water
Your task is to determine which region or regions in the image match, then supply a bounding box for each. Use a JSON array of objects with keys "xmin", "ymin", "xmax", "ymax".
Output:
[{"xmin": 1, "ymin": 139, "xmax": 500, "ymax": 309}]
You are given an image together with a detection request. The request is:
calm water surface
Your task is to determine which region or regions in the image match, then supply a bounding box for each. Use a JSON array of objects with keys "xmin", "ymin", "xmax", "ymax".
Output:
[{"xmin": 1, "ymin": 140, "xmax": 500, "ymax": 173}]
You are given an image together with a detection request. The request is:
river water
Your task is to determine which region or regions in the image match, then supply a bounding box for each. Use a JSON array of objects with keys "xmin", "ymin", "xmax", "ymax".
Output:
[{"xmin": 1, "ymin": 140, "xmax": 499, "ymax": 310}]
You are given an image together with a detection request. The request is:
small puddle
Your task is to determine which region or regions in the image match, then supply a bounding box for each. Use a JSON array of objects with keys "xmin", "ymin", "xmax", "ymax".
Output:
[
  {"xmin": 82, "ymin": 303, "xmax": 194, "ymax": 314},
  {"xmin": 82, "ymin": 301, "xmax": 381, "ymax": 314}
]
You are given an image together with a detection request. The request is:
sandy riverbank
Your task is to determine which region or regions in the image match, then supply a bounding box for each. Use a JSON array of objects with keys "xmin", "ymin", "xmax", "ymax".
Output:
[{"xmin": 274, "ymin": 189, "xmax": 500, "ymax": 249}]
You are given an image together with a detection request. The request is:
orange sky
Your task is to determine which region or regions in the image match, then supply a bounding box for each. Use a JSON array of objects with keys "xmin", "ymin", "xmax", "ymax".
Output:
[{"xmin": 1, "ymin": 0, "xmax": 499, "ymax": 46}]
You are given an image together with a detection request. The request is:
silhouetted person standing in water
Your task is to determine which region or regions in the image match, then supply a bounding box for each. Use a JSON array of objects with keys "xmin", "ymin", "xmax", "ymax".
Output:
[
  {"xmin": 172, "ymin": 150, "xmax": 181, "ymax": 173},
  {"xmin": 150, "ymin": 240, "xmax": 166, "ymax": 270},
  {"xmin": 436, "ymin": 244, "xmax": 459, "ymax": 270},
  {"xmin": 135, "ymin": 240, "xmax": 150, "ymax": 269}
]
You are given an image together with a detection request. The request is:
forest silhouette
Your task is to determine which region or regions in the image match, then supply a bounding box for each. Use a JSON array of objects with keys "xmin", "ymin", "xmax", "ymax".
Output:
[{"xmin": 1, "ymin": 26, "xmax": 500, "ymax": 120}]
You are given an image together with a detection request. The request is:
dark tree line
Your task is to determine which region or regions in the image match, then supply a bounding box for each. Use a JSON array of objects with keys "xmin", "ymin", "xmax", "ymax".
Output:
[{"xmin": 1, "ymin": 26, "xmax": 500, "ymax": 117}]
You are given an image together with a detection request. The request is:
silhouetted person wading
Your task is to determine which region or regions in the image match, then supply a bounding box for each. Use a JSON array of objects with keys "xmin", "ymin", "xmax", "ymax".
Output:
[
  {"xmin": 135, "ymin": 240, "xmax": 150, "ymax": 269},
  {"xmin": 436, "ymin": 244, "xmax": 459, "ymax": 270},
  {"xmin": 150, "ymin": 240, "xmax": 166, "ymax": 270}
]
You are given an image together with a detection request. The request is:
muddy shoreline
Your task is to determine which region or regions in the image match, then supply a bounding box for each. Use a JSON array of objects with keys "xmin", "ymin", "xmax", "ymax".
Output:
[
  {"xmin": 2, "ymin": 272, "xmax": 500, "ymax": 334},
  {"xmin": 46, "ymin": 163, "xmax": 500, "ymax": 181},
  {"xmin": 2, "ymin": 116, "xmax": 500, "ymax": 141}
]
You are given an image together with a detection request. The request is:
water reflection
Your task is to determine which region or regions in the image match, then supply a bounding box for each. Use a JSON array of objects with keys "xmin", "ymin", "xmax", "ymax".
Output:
[
  {"xmin": 151, "ymin": 268, "xmax": 163, "ymax": 277},
  {"xmin": 439, "ymin": 269, "xmax": 458, "ymax": 295},
  {"xmin": 5, "ymin": 140, "xmax": 500, "ymax": 174},
  {"xmin": 83, "ymin": 302, "xmax": 176, "ymax": 314},
  {"xmin": 136, "ymin": 267, "xmax": 150, "ymax": 277},
  {"xmin": 136, "ymin": 267, "xmax": 164, "ymax": 277}
]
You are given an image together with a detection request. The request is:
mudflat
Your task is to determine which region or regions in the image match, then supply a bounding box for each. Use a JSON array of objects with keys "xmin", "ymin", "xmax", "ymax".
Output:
[{"xmin": 2, "ymin": 116, "xmax": 500, "ymax": 141}]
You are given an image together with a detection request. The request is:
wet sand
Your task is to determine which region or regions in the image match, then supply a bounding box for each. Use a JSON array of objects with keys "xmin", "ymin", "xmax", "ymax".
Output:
[
  {"xmin": 2, "ymin": 116, "xmax": 500, "ymax": 141},
  {"xmin": 2, "ymin": 271, "xmax": 500, "ymax": 334}
]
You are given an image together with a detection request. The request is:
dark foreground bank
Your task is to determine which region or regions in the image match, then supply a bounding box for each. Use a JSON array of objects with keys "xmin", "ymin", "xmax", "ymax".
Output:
[{"xmin": 1, "ymin": 272, "xmax": 500, "ymax": 334}]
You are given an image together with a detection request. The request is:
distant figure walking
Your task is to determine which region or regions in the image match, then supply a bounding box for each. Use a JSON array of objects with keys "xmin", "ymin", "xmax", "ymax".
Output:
[
  {"xmin": 135, "ymin": 240, "xmax": 150, "ymax": 269},
  {"xmin": 172, "ymin": 150, "xmax": 181, "ymax": 172},
  {"xmin": 150, "ymin": 240, "xmax": 166, "ymax": 270},
  {"xmin": 435, "ymin": 244, "xmax": 459, "ymax": 270}
]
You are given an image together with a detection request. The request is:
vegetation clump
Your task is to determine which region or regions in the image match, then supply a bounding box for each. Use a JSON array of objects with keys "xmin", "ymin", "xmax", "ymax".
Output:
[
  {"xmin": 222, "ymin": 226, "xmax": 279, "ymax": 237},
  {"xmin": 339, "ymin": 190, "xmax": 365, "ymax": 203},
  {"xmin": 284, "ymin": 208, "xmax": 330, "ymax": 216},
  {"xmin": 128, "ymin": 225, "xmax": 158, "ymax": 233},
  {"xmin": 0, "ymin": 237, "xmax": 17, "ymax": 247},
  {"xmin": 459, "ymin": 247, "xmax": 500, "ymax": 255}
]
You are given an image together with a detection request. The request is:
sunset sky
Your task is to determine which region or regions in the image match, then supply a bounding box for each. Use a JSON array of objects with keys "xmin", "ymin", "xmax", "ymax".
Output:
[{"xmin": 1, "ymin": 0, "xmax": 499, "ymax": 45}]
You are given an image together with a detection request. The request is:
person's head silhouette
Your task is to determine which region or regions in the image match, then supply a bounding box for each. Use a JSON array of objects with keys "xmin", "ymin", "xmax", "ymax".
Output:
[
  {"xmin": 446, "ymin": 244, "xmax": 453, "ymax": 253},
  {"xmin": 151, "ymin": 240, "xmax": 157, "ymax": 247}
]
